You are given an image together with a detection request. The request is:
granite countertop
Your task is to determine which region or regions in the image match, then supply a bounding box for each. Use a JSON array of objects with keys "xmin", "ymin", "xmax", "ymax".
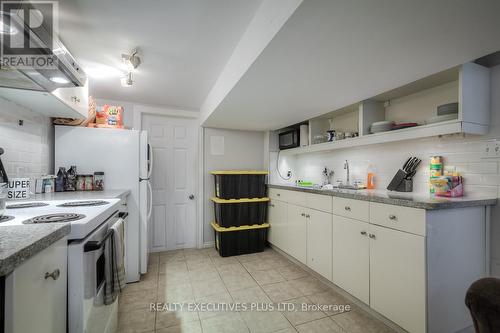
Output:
[
  {"xmin": 0, "ymin": 224, "xmax": 70, "ymax": 276},
  {"xmin": 18, "ymin": 189, "xmax": 131, "ymax": 202},
  {"xmin": 268, "ymin": 184, "xmax": 497, "ymax": 210}
]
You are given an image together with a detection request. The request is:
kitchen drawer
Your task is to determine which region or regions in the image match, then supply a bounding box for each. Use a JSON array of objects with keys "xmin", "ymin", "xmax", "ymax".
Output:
[
  {"xmin": 306, "ymin": 193, "xmax": 333, "ymax": 213},
  {"xmin": 333, "ymin": 197, "xmax": 369, "ymax": 222},
  {"xmin": 269, "ymin": 188, "xmax": 307, "ymax": 206},
  {"xmin": 269, "ymin": 188, "xmax": 286, "ymax": 201},
  {"xmin": 370, "ymin": 202, "xmax": 426, "ymax": 236}
]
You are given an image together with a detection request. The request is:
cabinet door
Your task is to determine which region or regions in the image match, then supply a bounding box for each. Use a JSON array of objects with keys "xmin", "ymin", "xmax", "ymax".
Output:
[
  {"xmin": 332, "ymin": 215, "xmax": 369, "ymax": 304},
  {"xmin": 5, "ymin": 237, "xmax": 68, "ymax": 333},
  {"xmin": 307, "ymin": 209, "xmax": 333, "ymax": 280},
  {"xmin": 370, "ymin": 225, "xmax": 426, "ymax": 333},
  {"xmin": 51, "ymin": 79, "xmax": 89, "ymax": 118},
  {"xmin": 268, "ymin": 199, "xmax": 287, "ymax": 250},
  {"xmin": 285, "ymin": 203, "xmax": 307, "ymax": 264}
]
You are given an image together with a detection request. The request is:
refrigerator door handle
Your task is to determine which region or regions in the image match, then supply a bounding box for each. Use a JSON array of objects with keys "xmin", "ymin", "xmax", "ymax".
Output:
[
  {"xmin": 147, "ymin": 143, "xmax": 153, "ymax": 179},
  {"xmin": 147, "ymin": 180, "xmax": 153, "ymax": 220}
]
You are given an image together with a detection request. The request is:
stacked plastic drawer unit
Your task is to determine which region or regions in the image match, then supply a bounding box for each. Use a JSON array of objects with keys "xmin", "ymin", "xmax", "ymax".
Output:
[{"xmin": 211, "ymin": 170, "xmax": 269, "ymax": 257}]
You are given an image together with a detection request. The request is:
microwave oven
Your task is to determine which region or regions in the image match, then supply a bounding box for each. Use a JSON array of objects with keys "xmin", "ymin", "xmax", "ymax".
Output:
[{"xmin": 279, "ymin": 128, "xmax": 300, "ymax": 150}]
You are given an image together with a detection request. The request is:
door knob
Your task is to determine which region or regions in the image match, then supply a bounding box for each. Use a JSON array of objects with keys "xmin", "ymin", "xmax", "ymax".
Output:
[{"xmin": 189, "ymin": 194, "xmax": 195, "ymax": 200}]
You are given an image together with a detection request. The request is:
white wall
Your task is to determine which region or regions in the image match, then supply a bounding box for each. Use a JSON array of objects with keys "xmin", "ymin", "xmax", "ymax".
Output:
[
  {"xmin": 270, "ymin": 64, "xmax": 500, "ymax": 276},
  {"xmin": 0, "ymin": 98, "xmax": 53, "ymax": 181},
  {"xmin": 203, "ymin": 128, "xmax": 265, "ymax": 244}
]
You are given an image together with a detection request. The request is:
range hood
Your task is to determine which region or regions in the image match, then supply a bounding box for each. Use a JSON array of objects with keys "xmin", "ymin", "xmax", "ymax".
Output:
[{"xmin": 0, "ymin": 4, "xmax": 87, "ymax": 92}]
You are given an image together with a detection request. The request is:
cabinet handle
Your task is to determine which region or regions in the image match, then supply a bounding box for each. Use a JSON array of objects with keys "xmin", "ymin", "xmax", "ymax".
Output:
[
  {"xmin": 305, "ymin": 214, "xmax": 310, "ymax": 218},
  {"xmin": 301, "ymin": 213, "xmax": 305, "ymax": 217},
  {"xmin": 71, "ymin": 96, "xmax": 80, "ymax": 103},
  {"xmin": 45, "ymin": 269, "xmax": 60, "ymax": 281},
  {"xmin": 270, "ymin": 204, "xmax": 275, "ymax": 208},
  {"xmin": 369, "ymin": 234, "xmax": 376, "ymax": 239},
  {"xmin": 360, "ymin": 231, "xmax": 367, "ymax": 236},
  {"xmin": 277, "ymin": 193, "xmax": 281, "ymax": 197},
  {"xmin": 344, "ymin": 206, "xmax": 351, "ymax": 211},
  {"xmin": 389, "ymin": 214, "xmax": 397, "ymax": 220}
]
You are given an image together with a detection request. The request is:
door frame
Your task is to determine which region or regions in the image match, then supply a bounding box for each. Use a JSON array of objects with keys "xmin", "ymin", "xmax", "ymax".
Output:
[{"xmin": 133, "ymin": 105, "xmax": 204, "ymax": 249}]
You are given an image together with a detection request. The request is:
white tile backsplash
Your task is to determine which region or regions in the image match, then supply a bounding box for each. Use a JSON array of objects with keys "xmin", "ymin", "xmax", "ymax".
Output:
[{"xmin": 0, "ymin": 98, "xmax": 53, "ymax": 180}]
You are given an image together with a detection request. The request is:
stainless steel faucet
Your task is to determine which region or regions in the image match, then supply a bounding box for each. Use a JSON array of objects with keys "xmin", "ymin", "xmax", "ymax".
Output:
[{"xmin": 344, "ymin": 160, "xmax": 350, "ymax": 185}]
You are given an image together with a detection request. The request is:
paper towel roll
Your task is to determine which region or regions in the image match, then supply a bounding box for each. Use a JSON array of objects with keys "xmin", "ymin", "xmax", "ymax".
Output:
[{"xmin": 300, "ymin": 124, "xmax": 309, "ymax": 147}]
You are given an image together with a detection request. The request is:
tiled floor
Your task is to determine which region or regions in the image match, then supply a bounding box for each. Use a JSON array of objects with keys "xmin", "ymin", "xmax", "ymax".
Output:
[{"xmin": 118, "ymin": 247, "xmax": 396, "ymax": 333}]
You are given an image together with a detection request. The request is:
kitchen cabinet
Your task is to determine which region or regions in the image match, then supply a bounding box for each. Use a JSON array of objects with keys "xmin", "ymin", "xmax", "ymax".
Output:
[
  {"xmin": 306, "ymin": 208, "xmax": 332, "ymax": 280},
  {"xmin": 332, "ymin": 215, "xmax": 369, "ymax": 304},
  {"xmin": 369, "ymin": 224, "xmax": 426, "ymax": 333},
  {"xmin": 268, "ymin": 199, "xmax": 287, "ymax": 250},
  {"xmin": 51, "ymin": 79, "xmax": 90, "ymax": 118},
  {"xmin": 285, "ymin": 203, "xmax": 307, "ymax": 264},
  {"xmin": 5, "ymin": 237, "xmax": 68, "ymax": 333}
]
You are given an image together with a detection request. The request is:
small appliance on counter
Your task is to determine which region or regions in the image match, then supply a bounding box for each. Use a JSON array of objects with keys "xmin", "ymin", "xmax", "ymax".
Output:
[
  {"xmin": 429, "ymin": 156, "xmax": 463, "ymax": 197},
  {"xmin": 387, "ymin": 157, "xmax": 421, "ymax": 192}
]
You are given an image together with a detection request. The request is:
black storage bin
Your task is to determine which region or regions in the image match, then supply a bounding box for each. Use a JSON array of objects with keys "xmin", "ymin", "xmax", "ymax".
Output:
[
  {"xmin": 212, "ymin": 222, "xmax": 268, "ymax": 257},
  {"xmin": 212, "ymin": 171, "xmax": 268, "ymax": 199},
  {"xmin": 212, "ymin": 197, "xmax": 269, "ymax": 227}
]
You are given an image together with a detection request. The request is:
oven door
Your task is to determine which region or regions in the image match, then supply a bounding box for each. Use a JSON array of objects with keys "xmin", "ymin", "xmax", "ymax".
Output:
[{"xmin": 68, "ymin": 211, "xmax": 121, "ymax": 333}]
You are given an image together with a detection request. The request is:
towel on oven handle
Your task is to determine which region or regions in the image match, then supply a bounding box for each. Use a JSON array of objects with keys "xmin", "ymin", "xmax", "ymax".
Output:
[{"xmin": 104, "ymin": 218, "xmax": 126, "ymax": 305}]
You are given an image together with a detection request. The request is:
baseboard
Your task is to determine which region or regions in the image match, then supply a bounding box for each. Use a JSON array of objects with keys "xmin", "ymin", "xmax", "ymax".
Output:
[{"xmin": 203, "ymin": 241, "xmax": 215, "ymax": 248}]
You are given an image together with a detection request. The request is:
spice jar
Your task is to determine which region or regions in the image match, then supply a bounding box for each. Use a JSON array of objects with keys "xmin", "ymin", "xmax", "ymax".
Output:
[
  {"xmin": 76, "ymin": 175, "xmax": 86, "ymax": 191},
  {"xmin": 85, "ymin": 175, "xmax": 93, "ymax": 191},
  {"xmin": 94, "ymin": 172, "xmax": 105, "ymax": 191}
]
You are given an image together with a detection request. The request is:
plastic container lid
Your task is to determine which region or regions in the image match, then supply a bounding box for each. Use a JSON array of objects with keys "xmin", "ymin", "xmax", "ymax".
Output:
[
  {"xmin": 94, "ymin": 172, "xmax": 105, "ymax": 175},
  {"xmin": 211, "ymin": 170, "xmax": 268, "ymax": 175},
  {"xmin": 211, "ymin": 197, "xmax": 270, "ymax": 204},
  {"xmin": 211, "ymin": 221, "xmax": 269, "ymax": 232}
]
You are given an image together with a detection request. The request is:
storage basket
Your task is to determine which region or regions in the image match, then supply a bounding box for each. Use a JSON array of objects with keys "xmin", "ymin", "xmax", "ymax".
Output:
[
  {"xmin": 212, "ymin": 221, "xmax": 269, "ymax": 257},
  {"xmin": 211, "ymin": 197, "xmax": 269, "ymax": 227},
  {"xmin": 212, "ymin": 171, "xmax": 268, "ymax": 199}
]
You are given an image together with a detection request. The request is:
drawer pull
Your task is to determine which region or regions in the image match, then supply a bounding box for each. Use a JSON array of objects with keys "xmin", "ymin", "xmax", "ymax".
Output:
[
  {"xmin": 305, "ymin": 214, "xmax": 310, "ymax": 218},
  {"xmin": 270, "ymin": 204, "xmax": 275, "ymax": 207},
  {"xmin": 344, "ymin": 206, "xmax": 351, "ymax": 211},
  {"xmin": 360, "ymin": 231, "xmax": 367, "ymax": 236},
  {"xmin": 389, "ymin": 215, "xmax": 397, "ymax": 220},
  {"xmin": 277, "ymin": 193, "xmax": 281, "ymax": 197},
  {"xmin": 45, "ymin": 269, "xmax": 60, "ymax": 281},
  {"xmin": 369, "ymin": 234, "xmax": 376, "ymax": 239},
  {"xmin": 301, "ymin": 213, "xmax": 306, "ymax": 217}
]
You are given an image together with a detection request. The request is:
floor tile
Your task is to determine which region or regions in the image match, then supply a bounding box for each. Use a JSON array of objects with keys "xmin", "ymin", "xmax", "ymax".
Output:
[
  {"xmin": 289, "ymin": 277, "xmax": 328, "ymax": 296},
  {"xmin": 307, "ymin": 291, "xmax": 353, "ymax": 316},
  {"xmin": 210, "ymin": 255, "xmax": 240, "ymax": 267},
  {"xmin": 230, "ymin": 286, "xmax": 272, "ymax": 304},
  {"xmin": 119, "ymin": 288, "xmax": 157, "ymax": 313},
  {"xmin": 331, "ymin": 309, "xmax": 395, "ymax": 333},
  {"xmin": 191, "ymin": 277, "xmax": 227, "ymax": 298},
  {"xmin": 295, "ymin": 317, "xmax": 345, "ymax": 333},
  {"xmin": 155, "ymin": 320, "xmax": 202, "ymax": 333},
  {"xmin": 216, "ymin": 262, "xmax": 247, "ymax": 275},
  {"xmin": 186, "ymin": 259, "xmax": 215, "ymax": 271},
  {"xmin": 221, "ymin": 271, "xmax": 259, "ymax": 291},
  {"xmin": 281, "ymin": 296, "xmax": 327, "ymax": 326},
  {"xmin": 249, "ymin": 269, "xmax": 286, "ymax": 285},
  {"xmin": 188, "ymin": 266, "xmax": 219, "ymax": 282},
  {"xmin": 155, "ymin": 305, "xmax": 199, "ymax": 330},
  {"xmin": 117, "ymin": 308, "xmax": 156, "ymax": 333},
  {"xmin": 277, "ymin": 265, "xmax": 309, "ymax": 280},
  {"xmin": 261, "ymin": 281, "xmax": 304, "ymax": 302},
  {"xmin": 122, "ymin": 279, "xmax": 157, "ymax": 295},
  {"xmin": 273, "ymin": 328, "xmax": 298, "ymax": 333},
  {"xmin": 240, "ymin": 310, "xmax": 293, "ymax": 333},
  {"xmin": 242, "ymin": 259, "xmax": 275, "ymax": 272},
  {"xmin": 236, "ymin": 252, "xmax": 263, "ymax": 263},
  {"xmin": 159, "ymin": 270, "xmax": 190, "ymax": 287},
  {"xmin": 195, "ymin": 291, "xmax": 234, "ymax": 320},
  {"xmin": 200, "ymin": 312, "xmax": 249, "ymax": 333},
  {"xmin": 157, "ymin": 282, "xmax": 194, "ymax": 303}
]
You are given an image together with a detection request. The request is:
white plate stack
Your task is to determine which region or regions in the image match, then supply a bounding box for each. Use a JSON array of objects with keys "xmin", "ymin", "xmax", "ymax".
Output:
[{"xmin": 370, "ymin": 121, "xmax": 394, "ymax": 133}]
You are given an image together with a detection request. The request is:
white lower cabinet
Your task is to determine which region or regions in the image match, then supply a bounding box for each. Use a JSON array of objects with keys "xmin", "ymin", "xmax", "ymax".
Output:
[
  {"xmin": 5, "ymin": 237, "xmax": 68, "ymax": 333},
  {"xmin": 268, "ymin": 199, "xmax": 287, "ymax": 250},
  {"xmin": 369, "ymin": 224, "xmax": 426, "ymax": 333},
  {"xmin": 332, "ymin": 215, "xmax": 370, "ymax": 304},
  {"xmin": 306, "ymin": 209, "xmax": 332, "ymax": 280},
  {"xmin": 285, "ymin": 203, "xmax": 307, "ymax": 264}
]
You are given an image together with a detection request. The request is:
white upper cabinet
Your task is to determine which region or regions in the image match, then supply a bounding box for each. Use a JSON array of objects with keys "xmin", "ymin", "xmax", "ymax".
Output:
[{"xmin": 51, "ymin": 78, "xmax": 90, "ymax": 118}]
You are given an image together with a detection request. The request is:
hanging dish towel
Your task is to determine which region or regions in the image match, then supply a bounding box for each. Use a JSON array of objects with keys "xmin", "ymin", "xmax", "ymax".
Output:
[{"xmin": 104, "ymin": 219, "xmax": 126, "ymax": 305}]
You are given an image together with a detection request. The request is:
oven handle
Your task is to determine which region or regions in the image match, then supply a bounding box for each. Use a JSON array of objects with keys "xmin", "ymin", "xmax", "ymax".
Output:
[{"xmin": 83, "ymin": 229, "xmax": 114, "ymax": 252}]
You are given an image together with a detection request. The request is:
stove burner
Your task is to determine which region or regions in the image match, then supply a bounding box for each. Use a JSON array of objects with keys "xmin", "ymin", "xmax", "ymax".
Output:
[
  {"xmin": 7, "ymin": 202, "xmax": 50, "ymax": 209},
  {"xmin": 0, "ymin": 215, "xmax": 15, "ymax": 223},
  {"xmin": 23, "ymin": 213, "xmax": 86, "ymax": 224},
  {"xmin": 57, "ymin": 200, "xmax": 110, "ymax": 207}
]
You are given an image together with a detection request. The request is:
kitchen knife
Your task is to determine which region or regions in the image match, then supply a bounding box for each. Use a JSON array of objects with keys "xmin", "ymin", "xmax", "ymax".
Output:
[{"xmin": 402, "ymin": 157, "xmax": 412, "ymax": 172}]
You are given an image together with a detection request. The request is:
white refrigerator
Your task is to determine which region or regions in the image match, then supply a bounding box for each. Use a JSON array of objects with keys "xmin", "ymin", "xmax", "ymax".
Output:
[{"xmin": 55, "ymin": 126, "xmax": 152, "ymax": 282}]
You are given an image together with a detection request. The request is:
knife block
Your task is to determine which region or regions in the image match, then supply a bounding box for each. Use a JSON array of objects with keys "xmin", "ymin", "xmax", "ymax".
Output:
[{"xmin": 394, "ymin": 179, "xmax": 413, "ymax": 192}]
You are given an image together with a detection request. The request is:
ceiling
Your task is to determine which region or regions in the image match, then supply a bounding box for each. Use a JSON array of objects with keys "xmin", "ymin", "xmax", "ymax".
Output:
[
  {"xmin": 202, "ymin": 0, "xmax": 500, "ymax": 130},
  {"xmin": 58, "ymin": 0, "xmax": 262, "ymax": 110}
]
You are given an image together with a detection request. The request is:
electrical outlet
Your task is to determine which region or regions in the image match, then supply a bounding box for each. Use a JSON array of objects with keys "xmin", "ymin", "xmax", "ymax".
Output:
[{"xmin": 482, "ymin": 140, "xmax": 500, "ymax": 158}]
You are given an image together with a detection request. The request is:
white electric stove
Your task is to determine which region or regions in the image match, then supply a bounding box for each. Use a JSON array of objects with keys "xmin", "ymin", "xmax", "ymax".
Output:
[{"xmin": 1, "ymin": 197, "xmax": 125, "ymax": 333}]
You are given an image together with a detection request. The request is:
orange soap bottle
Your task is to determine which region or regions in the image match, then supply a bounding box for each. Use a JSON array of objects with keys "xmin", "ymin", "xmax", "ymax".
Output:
[{"xmin": 367, "ymin": 164, "xmax": 375, "ymax": 189}]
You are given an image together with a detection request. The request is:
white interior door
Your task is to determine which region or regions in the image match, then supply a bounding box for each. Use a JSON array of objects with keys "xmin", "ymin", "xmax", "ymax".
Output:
[{"xmin": 142, "ymin": 114, "xmax": 197, "ymax": 251}]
